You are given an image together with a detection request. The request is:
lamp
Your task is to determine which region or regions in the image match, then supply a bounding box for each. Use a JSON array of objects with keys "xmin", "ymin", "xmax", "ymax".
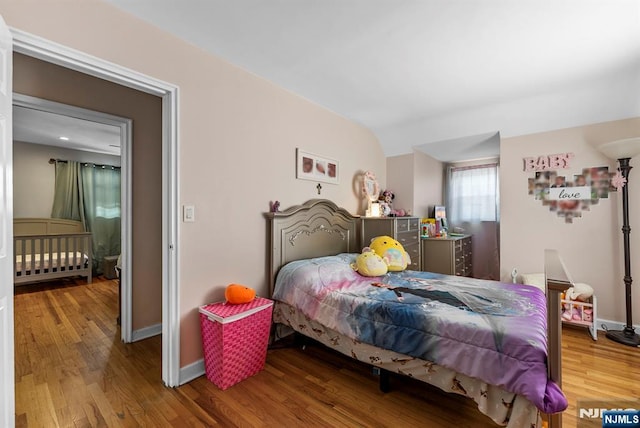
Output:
[
  {"xmin": 598, "ymin": 137, "xmax": 640, "ymax": 347},
  {"xmin": 369, "ymin": 202, "xmax": 381, "ymax": 217},
  {"xmin": 362, "ymin": 171, "xmax": 381, "ymax": 217}
]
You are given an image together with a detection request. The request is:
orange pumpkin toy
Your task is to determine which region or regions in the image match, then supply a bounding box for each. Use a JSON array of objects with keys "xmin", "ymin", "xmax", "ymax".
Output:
[{"xmin": 224, "ymin": 283, "xmax": 256, "ymax": 304}]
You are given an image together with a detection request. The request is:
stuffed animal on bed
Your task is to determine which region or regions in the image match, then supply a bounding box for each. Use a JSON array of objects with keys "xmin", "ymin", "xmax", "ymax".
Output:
[
  {"xmin": 350, "ymin": 248, "xmax": 388, "ymax": 277},
  {"xmin": 368, "ymin": 235, "xmax": 411, "ymax": 272}
]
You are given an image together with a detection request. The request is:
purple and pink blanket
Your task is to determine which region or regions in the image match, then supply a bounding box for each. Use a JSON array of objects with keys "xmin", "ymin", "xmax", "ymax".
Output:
[{"xmin": 273, "ymin": 254, "xmax": 567, "ymax": 414}]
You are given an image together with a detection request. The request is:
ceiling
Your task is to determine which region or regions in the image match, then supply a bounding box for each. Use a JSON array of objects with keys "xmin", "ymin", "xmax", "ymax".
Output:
[
  {"xmin": 13, "ymin": 105, "xmax": 122, "ymax": 156},
  {"xmin": 101, "ymin": 0, "xmax": 640, "ymax": 161},
  {"xmin": 24, "ymin": 1, "xmax": 640, "ymax": 162}
]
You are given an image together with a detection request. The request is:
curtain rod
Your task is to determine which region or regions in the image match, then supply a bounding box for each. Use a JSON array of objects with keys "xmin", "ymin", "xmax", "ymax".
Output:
[
  {"xmin": 448, "ymin": 162, "xmax": 499, "ymax": 172},
  {"xmin": 48, "ymin": 158, "xmax": 121, "ymax": 170}
]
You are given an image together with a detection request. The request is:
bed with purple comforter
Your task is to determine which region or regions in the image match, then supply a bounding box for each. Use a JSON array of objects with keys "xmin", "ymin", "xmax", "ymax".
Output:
[{"xmin": 273, "ymin": 253, "xmax": 567, "ymax": 415}]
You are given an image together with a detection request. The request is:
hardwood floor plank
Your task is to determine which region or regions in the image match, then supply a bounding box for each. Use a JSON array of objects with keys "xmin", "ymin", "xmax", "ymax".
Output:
[
  {"xmin": 53, "ymin": 406, "xmax": 74, "ymax": 428},
  {"xmin": 25, "ymin": 376, "xmax": 61, "ymax": 428},
  {"xmin": 86, "ymin": 382, "xmax": 123, "ymax": 428},
  {"xmin": 14, "ymin": 277, "xmax": 640, "ymax": 428}
]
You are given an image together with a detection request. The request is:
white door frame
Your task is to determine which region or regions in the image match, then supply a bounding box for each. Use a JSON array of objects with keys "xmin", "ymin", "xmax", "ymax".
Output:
[
  {"xmin": 13, "ymin": 93, "xmax": 134, "ymax": 342},
  {"xmin": 0, "ymin": 14, "xmax": 14, "ymax": 428},
  {"xmin": 11, "ymin": 28, "xmax": 181, "ymax": 386}
]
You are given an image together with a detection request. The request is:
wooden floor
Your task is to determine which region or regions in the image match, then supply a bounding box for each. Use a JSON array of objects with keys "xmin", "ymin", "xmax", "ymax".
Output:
[{"xmin": 14, "ymin": 278, "xmax": 640, "ymax": 427}]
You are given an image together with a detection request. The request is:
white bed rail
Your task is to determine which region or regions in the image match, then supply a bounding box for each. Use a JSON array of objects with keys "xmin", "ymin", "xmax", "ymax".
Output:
[{"xmin": 13, "ymin": 232, "xmax": 92, "ymax": 285}]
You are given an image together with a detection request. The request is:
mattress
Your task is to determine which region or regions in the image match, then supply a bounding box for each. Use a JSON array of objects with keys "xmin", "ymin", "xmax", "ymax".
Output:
[
  {"xmin": 273, "ymin": 253, "xmax": 567, "ymax": 415},
  {"xmin": 15, "ymin": 251, "xmax": 88, "ymax": 272}
]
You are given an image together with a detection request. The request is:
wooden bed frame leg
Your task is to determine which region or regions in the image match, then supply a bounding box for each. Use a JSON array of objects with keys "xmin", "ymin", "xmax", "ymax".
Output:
[
  {"xmin": 546, "ymin": 279, "xmax": 569, "ymax": 428},
  {"xmin": 373, "ymin": 367, "xmax": 390, "ymax": 393},
  {"xmin": 548, "ymin": 412, "xmax": 561, "ymax": 428}
]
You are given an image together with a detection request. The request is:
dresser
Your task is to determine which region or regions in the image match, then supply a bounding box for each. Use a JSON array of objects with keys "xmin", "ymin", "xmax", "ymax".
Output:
[
  {"xmin": 360, "ymin": 217, "xmax": 421, "ymax": 271},
  {"xmin": 421, "ymin": 235, "xmax": 472, "ymax": 276}
]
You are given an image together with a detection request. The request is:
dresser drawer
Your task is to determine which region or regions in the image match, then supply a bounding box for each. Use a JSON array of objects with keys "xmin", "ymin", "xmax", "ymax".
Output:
[
  {"xmin": 394, "ymin": 217, "xmax": 418, "ymax": 231},
  {"xmin": 404, "ymin": 241, "xmax": 419, "ymax": 254},
  {"xmin": 462, "ymin": 238, "xmax": 472, "ymax": 252},
  {"xmin": 397, "ymin": 232, "xmax": 419, "ymax": 247},
  {"xmin": 407, "ymin": 217, "xmax": 420, "ymax": 231}
]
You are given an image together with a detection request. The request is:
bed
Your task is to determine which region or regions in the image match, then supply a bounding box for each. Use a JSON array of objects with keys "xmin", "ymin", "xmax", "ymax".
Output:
[
  {"xmin": 14, "ymin": 218, "xmax": 92, "ymax": 285},
  {"xmin": 266, "ymin": 199, "xmax": 568, "ymax": 428}
]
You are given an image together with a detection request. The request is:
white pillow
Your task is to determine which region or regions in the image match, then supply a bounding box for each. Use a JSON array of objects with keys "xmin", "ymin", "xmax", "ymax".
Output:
[{"xmin": 520, "ymin": 273, "xmax": 546, "ymax": 293}]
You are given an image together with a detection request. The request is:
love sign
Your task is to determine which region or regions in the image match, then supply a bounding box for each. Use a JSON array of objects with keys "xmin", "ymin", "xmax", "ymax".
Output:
[
  {"xmin": 548, "ymin": 186, "xmax": 591, "ymax": 200},
  {"xmin": 527, "ymin": 162, "xmax": 618, "ymax": 223}
]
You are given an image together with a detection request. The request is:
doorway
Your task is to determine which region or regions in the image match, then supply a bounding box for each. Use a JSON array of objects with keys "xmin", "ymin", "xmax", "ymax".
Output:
[
  {"xmin": 11, "ymin": 28, "xmax": 180, "ymax": 387},
  {"xmin": 13, "ymin": 94, "xmax": 133, "ymax": 341}
]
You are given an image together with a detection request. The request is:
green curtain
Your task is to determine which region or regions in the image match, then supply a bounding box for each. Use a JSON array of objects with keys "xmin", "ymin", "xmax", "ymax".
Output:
[
  {"xmin": 51, "ymin": 161, "xmax": 83, "ymax": 221},
  {"xmin": 51, "ymin": 161, "xmax": 121, "ymax": 275}
]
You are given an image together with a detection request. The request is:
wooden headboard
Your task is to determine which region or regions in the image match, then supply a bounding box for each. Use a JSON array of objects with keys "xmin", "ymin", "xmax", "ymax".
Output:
[
  {"xmin": 265, "ymin": 199, "xmax": 360, "ymax": 296},
  {"xmin": 14, "ymin": 218, "xmax": 85, "ymax": 236}
]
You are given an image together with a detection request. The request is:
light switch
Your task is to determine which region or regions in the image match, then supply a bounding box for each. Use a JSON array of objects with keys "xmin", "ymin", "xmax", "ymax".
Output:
[{"xmin": 183, "ymin": 205, "xmax": 195, "ymax": 222}]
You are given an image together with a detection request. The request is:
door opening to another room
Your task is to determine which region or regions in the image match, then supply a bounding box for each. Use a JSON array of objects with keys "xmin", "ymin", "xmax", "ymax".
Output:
[{"xmin": 12, "ymin": 94, "xmax": 132, "ymax": 339}]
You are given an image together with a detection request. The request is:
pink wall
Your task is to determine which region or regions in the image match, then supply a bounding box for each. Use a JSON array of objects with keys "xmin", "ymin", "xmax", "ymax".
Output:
[
  {"xmin": 386, "ymin": 154, "xmax": 414, "ymax": 214},
  {"xmin": 0, "ymin": 0, "xmax": 385, "ymax": 367},
  {"xmin": 501, "ymin": 117, "xmax": 640, "ymax": 325},
  {"xmin": 387, "ymin": 151, "xmax": 443, "ymax": 218},
  {"xmin": 413, "ymin": 151, "xmax": 444, "ymax": 218}
]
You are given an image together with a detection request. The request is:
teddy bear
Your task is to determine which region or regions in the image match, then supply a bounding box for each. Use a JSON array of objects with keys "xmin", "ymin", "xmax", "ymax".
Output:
[
  {"xmin": 350, "ymin": 248, "xmax": 388, "ymax": 277},
  {"xmin": 565, "ymin": 283, "xmax": 594, "ymax": 302},
  {"xmin": 368, "ymin": 235, "xmax": 410, "ymax": 272}
]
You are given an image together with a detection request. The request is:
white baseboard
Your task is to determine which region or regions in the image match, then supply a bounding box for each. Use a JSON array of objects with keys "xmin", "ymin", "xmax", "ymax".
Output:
[
  {"xmin": 179, "ymin": 358, "xmax": 205, "ymax": 385},
  {"xmin": 595, "ymin": 318, "xmax": 640, "ymax": 332},
  {"xmin": 131, "ymin": 323, "xmax": 162, "ymax": 342}
]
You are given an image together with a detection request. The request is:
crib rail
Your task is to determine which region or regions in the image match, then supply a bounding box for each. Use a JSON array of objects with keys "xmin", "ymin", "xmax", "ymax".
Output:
[{"xmin": 14, "ymin": 232, "xmax": 93, "ymax": 285}]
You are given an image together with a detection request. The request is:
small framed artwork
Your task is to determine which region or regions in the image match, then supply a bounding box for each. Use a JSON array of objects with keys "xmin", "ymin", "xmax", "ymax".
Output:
[{"xmin": 296, "ymin": 149, "xmax": 339, "ymax": 184}]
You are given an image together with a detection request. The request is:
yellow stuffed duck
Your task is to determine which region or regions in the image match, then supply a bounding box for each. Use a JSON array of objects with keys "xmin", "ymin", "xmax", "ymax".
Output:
[
  {"xmin": 351, "ymin": 248, "xmax": 388, "ymax": 277},
  {"xmin": 369, "ymin": 235, "xmax": 410, "ymax": 272}
]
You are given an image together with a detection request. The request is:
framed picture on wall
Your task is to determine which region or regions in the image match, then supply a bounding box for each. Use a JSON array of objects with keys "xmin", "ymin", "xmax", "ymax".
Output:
[{"xmin": 296, "ymin": 149, "xmax": 339, "ymax": 184}]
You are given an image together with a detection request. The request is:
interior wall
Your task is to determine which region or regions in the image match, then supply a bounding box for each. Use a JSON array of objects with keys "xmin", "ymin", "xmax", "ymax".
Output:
[
  {"xmin": 413, "ymin": 151, "xmax": 443, "ymax": 218},
  {"xmin": 1, "ymin": 0, "xmax": 386, "ymax": 367},
  {"xmin": 386, "ymin": 154, "xmax": 414, "ymax": 215},
  {"xmin": 500, "ymin": 117, "xmax": 640, "ymax": 325},
  {"xmin": 13, "ymin": 141, "xmax": 120, "ymax": 218},
  {"xmin": 13, "ymin": 53, "xmax": 163, "ymax": 332},
  {"xmin": 386, "ymin": 151, "xmax": 443, "ymax": 218}
]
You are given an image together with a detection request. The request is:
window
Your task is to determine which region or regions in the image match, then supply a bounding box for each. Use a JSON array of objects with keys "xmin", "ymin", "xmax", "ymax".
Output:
[{"xmin": 447, "ymin": 163, "xmax": 499, "ymax": 224}]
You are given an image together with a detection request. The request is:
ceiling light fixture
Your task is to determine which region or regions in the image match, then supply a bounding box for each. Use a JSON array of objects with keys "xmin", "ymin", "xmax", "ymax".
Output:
[{"xmin": 58, "ymin": 136, "xmax": 69, "ymax": 141}]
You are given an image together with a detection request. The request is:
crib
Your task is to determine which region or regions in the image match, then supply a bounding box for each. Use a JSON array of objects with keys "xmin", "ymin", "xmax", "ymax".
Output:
[{"xmin": 14, "ymin": 218, "xmax": 92, "ymax": 285}]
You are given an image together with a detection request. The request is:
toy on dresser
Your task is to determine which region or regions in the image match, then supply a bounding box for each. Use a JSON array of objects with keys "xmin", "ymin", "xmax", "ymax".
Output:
[{"xmin": 378, "ymin": 189, "xmax": 394, "ymax": 217}]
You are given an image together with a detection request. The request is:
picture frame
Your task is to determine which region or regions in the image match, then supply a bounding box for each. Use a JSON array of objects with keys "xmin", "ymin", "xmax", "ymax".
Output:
[{"xmin": 296, "ymin": 149, "xmax": 339, "ymax": 184}]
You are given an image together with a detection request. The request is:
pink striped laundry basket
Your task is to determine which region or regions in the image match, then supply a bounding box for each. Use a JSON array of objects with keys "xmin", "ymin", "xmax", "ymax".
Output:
[{"xmin": 199, "ymin": 297, "xmax": 273, "ymax": 390}]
